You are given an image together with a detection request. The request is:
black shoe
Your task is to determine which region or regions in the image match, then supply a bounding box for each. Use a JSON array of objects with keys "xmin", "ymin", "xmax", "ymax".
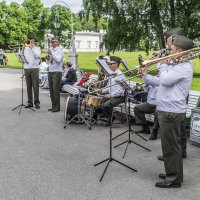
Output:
[
  {"xmin": 93, "ymin": 115, "xmax": 98, "ymax": 121},
  {"xmin": 159, "ymin": 174, "xmax": 167, "ymax": 179},
  {"xmin": 149, "ymin": 129, "xmax": 158, "ymax": 140},
  {"xmin": 105, "ymin": 121, "xmax": 111, "ymax": 126},
  {"xmin": 157, "ymin": 156, "xmax": 165, "ymax": 161},
  {"xmin": 135, "ymin": 125, "xmax": 150, "ymax": 134},
  {"xmin": 112, "ymin": 115, "xmax": 116, "ymax": 122},
  {"xmin": 48, "ymin": 108, "xmax": 53, "ymax": 111},
  {"xmin": 52, "ymin": 108, "xmax": 60, "ymax": 112},
  {"xmin": 182, "ymin": 152, "xmax": 187, "ymax": 158},
  {"xmin": 35, "ymin": 104, "xmax": 40, "ymax": 109},
  {"xmin": 159, "ymin": 173, "xmax": 176, "ymax": 180},
  {"xmin": 25, "ymin": 104, "xmax": 33, "ymax": 108},
  {"xmin": 155, "ymin": 181, "xmax": 181, "ymax": 188}
]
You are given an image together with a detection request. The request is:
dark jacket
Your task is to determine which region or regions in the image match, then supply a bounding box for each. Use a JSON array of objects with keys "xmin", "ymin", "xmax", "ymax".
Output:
[{"xmin": 65, "ymin": 68, "xmax": 77, "ymax": 84}]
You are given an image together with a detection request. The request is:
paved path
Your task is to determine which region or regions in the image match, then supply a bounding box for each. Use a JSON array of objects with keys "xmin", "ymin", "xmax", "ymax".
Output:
[{"xmin": 0, "ymin": 68, "xmax": 200, "ymax": 200}]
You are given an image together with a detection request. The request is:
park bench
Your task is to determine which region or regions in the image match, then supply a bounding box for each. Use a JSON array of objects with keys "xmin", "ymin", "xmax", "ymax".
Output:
[{"xmin": 113, "ymin": 81, "xmax": 200, "ymax": 124}]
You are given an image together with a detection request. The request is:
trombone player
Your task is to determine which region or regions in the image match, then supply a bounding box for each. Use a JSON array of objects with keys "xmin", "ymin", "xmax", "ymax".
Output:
[
  {"xmin": 141, "ymin": 35, "xmax": 193, "ymax": 188},
  {"xmin": 97, "ymin": 56, "xmax": 126, "ymax": 126},
  {"xmin": 23, "ymin": 34, "xmax": 41, "ymax": 109}
]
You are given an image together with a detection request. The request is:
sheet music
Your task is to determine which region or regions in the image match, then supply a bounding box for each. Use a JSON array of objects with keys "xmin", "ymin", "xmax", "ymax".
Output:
[{"xmin": 96, "ymin": 58, "xmax": 114, "ymax": 75}]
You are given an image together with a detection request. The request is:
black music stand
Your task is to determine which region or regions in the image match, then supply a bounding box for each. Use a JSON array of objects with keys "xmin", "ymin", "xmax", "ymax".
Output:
[
  {"xmin": 12, "ymin": 53, "xmax": 35, "ymax": 114},
  {"xmin": 113, "ymin": 80, "xmax": 151, "ymax": 158},
  {"xmin": 94, "ymin": 75, "xmax": 137, "ymax": 182}
]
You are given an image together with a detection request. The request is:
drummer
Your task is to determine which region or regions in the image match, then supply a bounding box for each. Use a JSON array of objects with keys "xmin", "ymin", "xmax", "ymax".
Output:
[{"xmin": 98, "ymin": 56, "xmax": 126, "ymax": 126}]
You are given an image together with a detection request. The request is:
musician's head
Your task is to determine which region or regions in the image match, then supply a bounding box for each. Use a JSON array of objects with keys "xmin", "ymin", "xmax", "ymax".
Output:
[
  {"xmin": 51, "ymin": 37, "xmax": 59, "ymax": 48},
  {"xmin": 170, "ymin": 35, "xmax": 194, "ymax": 54},
  {"xmin": 66, "ymin": 62, "xmax": 72, "ymax": 68},
  {"xmin": 109, "ymin": 56, "xmax": 121, "ymax": 71},
  {"xmin": 164, "ymin": 28, "xmax": 185, "ymax": 48},
  {"xmin": 27, "ymin": 33, "xmax": 35, "ymax": 45}
]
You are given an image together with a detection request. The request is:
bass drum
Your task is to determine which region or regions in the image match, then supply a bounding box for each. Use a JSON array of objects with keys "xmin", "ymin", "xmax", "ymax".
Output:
[{"xmin": 64, "ymin": 96, "xmax": 84, "ymax": 121}]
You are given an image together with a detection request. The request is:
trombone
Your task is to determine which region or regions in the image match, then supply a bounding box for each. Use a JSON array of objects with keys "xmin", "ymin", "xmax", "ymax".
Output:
[{"xmin": 88, "ymin": 47, "xmax": 200, "ymax": 94}]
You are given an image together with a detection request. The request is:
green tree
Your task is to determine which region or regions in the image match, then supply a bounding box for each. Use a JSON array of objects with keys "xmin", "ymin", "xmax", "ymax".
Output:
[
  {"xmin": 22, "ymin": 0, "xmax": 44, "ymax": 41},
  {"xmin": 0, "ymin": 1, "xmax": 29, "ymax": 48},
  {"xmin": 82, "ymin": 0, "xmax": 200, "ymax": 53}
]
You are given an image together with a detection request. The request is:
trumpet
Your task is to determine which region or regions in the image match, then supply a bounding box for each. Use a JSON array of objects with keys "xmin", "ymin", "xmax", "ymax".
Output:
[{"xmin": 88, "ymin": 47, "xmax": 200, "ymax": 94}]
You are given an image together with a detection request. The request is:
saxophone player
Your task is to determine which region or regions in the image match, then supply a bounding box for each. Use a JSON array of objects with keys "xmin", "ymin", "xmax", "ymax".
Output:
[
  {"xmin": 24, "ymin": 34, "xmax": 41, "ymax": 109},
  {"xmin": 47, "ymin": 37, "xmax": 64, "ymax": 112}
]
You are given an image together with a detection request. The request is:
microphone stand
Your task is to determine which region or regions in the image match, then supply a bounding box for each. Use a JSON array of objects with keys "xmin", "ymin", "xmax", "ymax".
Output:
[
  {"xmin": 12, "ymin": 52, "xmax": 35, "ymax": 114},
  {"xmin": 94, "ymin": 73, "xmax": 137, "ymax": 182}
]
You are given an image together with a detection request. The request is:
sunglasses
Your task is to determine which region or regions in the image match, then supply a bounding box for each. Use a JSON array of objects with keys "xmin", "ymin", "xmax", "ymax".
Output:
[
  {"xmin": 109, "ymin": 62, "xmax": 116, "ymax": 65},
  {"xmin": 51, "ymin": 40, "xmax": 58, "ymax": 43}
]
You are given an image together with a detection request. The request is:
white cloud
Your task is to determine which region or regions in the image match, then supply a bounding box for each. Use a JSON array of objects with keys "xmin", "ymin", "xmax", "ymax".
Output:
[{"xmin": 2, "ymin": 0, "xmax": 83, "ymax": 13}]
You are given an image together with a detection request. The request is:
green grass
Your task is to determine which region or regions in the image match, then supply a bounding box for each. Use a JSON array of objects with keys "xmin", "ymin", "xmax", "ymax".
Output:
[{"xmin": 3, "ymin": 51, "xmax": 200, "ymax": 91}]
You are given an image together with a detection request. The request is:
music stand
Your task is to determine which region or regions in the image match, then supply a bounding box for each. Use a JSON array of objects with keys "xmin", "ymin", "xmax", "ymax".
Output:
[
  {"xmin": 94, "ymin": 75, "xmax": 137, "ymax": 182},
  {"xmin": 12, "ymin": 53, "xmax": 35, "ymax": 114},
  {"xmin": 113, "ymin": 80, "xmax": 151, "ymax": 158}
]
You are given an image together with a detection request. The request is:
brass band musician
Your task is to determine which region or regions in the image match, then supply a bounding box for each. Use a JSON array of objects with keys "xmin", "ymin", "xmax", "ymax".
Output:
[
  {"xmin": 97, "ymin": 56, "xmax": 126, "ymax": 126},
  {"xmin": 23, "ymin": 34, "xmax": 41, "ymax": 109},
  {"xmin": 143, "ymin": 35, "xmax": 194, "ymax": 188}
]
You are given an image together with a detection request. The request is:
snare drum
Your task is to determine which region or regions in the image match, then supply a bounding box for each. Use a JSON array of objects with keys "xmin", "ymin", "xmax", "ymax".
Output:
[{"xmin": 86, "ymin": 95, "xmax": 103, "ymax": 107}]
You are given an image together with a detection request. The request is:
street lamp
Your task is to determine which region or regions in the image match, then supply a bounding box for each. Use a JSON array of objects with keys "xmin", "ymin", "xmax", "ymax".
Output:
[{"xmin": 53, "ymin": 0, "xmax": 78, "ymax": 69}]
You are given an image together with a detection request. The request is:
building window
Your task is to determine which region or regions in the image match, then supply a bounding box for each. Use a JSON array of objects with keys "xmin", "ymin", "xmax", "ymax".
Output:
[
  {"xmin": 95, "ymin": 41, "xmax": 98, "ymax": 49},
  {"xmin": 76, "ymin": 40, "xmax": 81, "ymax": 48},
  {"xmin": 87, "ymin": 41, "xmax": 91, "ymax": 48}
]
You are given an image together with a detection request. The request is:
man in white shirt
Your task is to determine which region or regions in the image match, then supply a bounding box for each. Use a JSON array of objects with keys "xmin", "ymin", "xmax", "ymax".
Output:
[
  {"xmin": 47, "ymin": 37, "xmax": 64, "ymax": 112},
  {"xmin": 99, "ymin": 56, "xmax": 126, "ymax": 126},
  {"xmin": 23, "ymin": 35, "xmax": 41, "ymax": 109}
]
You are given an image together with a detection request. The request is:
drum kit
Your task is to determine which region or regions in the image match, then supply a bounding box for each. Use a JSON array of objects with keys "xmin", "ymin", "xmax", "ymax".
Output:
[{"xmin": 64, "ymin": 90, "xmax": 105, "ymax": 129}]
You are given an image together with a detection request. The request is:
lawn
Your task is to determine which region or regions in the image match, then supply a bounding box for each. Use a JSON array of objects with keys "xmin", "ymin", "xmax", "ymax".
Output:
[{"xmin": 3, "ymin": 51, "xmax": 200, "ymax": 91}]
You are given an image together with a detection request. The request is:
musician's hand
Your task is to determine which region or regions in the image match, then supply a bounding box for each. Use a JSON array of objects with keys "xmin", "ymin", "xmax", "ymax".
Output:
[
  {"xmin": 97, "ymin": 89, "xmax": 102, "ymax": 94},
  {"xmin": 105, "ymin": 94, "xmax": 111, "ymax": 99},
  {"xmin": 160, "ymin": 59, "xmax": 169, "ymax": 64},
  {"xmin": 141, "ymin": 67, "xmax": 148, "ymax": 76}
]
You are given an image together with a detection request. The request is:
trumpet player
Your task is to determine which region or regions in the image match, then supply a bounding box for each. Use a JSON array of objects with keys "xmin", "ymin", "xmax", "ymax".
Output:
[
  {"xmin": 23, "ymin": 34, "xmax": 41, "ymax": 109},
  {"xmin": 143, "ymin": 35, "xmax": 193, "ymax": 188},
  {"xmin": 97, "ymin": 56, "xmax": 126, "ymax": 126},
  {"xmin": 47, "ymin": 37, "xmax": 64, "ymax": 112}
]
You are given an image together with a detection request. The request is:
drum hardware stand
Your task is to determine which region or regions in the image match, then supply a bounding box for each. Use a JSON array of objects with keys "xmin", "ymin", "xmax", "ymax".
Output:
[
  {"xmin": 12, "ymin": 53, "xmax": 35, "ymax": 114},
  {"xmin": 113, "ymin": 80, "xmax": 151, "ymax": 158},
  {"xmin": 94, "ymin": 76, "xmax": 137, "ymax": 182},
  {"xmin": 64, "ymin": 88, "xmax": 91, "ymax": 130}
]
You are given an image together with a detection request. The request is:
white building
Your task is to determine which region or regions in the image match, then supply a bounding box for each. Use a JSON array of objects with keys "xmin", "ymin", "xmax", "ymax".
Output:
[
  {"xmin": 75, "ymin": 30, "xmax": 105, "ymax": 52},
  {"xmin": 44, "ymin": 30, "xmax": 106, "ymax": 52}
]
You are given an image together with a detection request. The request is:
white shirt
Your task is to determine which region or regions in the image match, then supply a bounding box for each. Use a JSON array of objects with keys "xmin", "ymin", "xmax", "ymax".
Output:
[
  {"xmin": 23, "ymin": 46, "xmax": 41, "ymax": 69},
  {"xmin": 143, "ymin": 61, "xmax": 193, "ymax": 113},
  {"xmin": 48, "ymin": 46, "xmax": 64, "ymax": 72},
  {"xmin": 102, "ymin": 69, "xmax": 126, "ymax": 97},
  {"xmin": 39, "ymin": 61, "xmax": 48, "ymax": 73}
]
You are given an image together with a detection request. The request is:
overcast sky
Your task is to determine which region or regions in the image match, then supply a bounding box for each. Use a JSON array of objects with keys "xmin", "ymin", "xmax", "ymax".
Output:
[{"xmin": 2, "ymin": 0, "xmax": 83, "ymax": 13}]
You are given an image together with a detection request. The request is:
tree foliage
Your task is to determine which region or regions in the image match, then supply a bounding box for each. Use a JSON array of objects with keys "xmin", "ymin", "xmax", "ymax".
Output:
[{"xmin": 82, "ymin": 0, "xmax": 200, "ymax": 53}]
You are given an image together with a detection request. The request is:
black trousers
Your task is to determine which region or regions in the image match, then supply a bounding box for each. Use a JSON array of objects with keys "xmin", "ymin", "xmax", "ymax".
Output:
[
  {"xmin": 157, "ymin": 111, "xmax": 185, "ymax": 184},
  {"xmin": 134, "ymin": 102, "xmax": 156, "ymax": 125},
  {"xmin": 48, "ymin": 72, "xmax": 62, "ymax": 110},
  {"xmin": 24, "ymin": 68, "xmax": 40, "ymax": 106}
]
